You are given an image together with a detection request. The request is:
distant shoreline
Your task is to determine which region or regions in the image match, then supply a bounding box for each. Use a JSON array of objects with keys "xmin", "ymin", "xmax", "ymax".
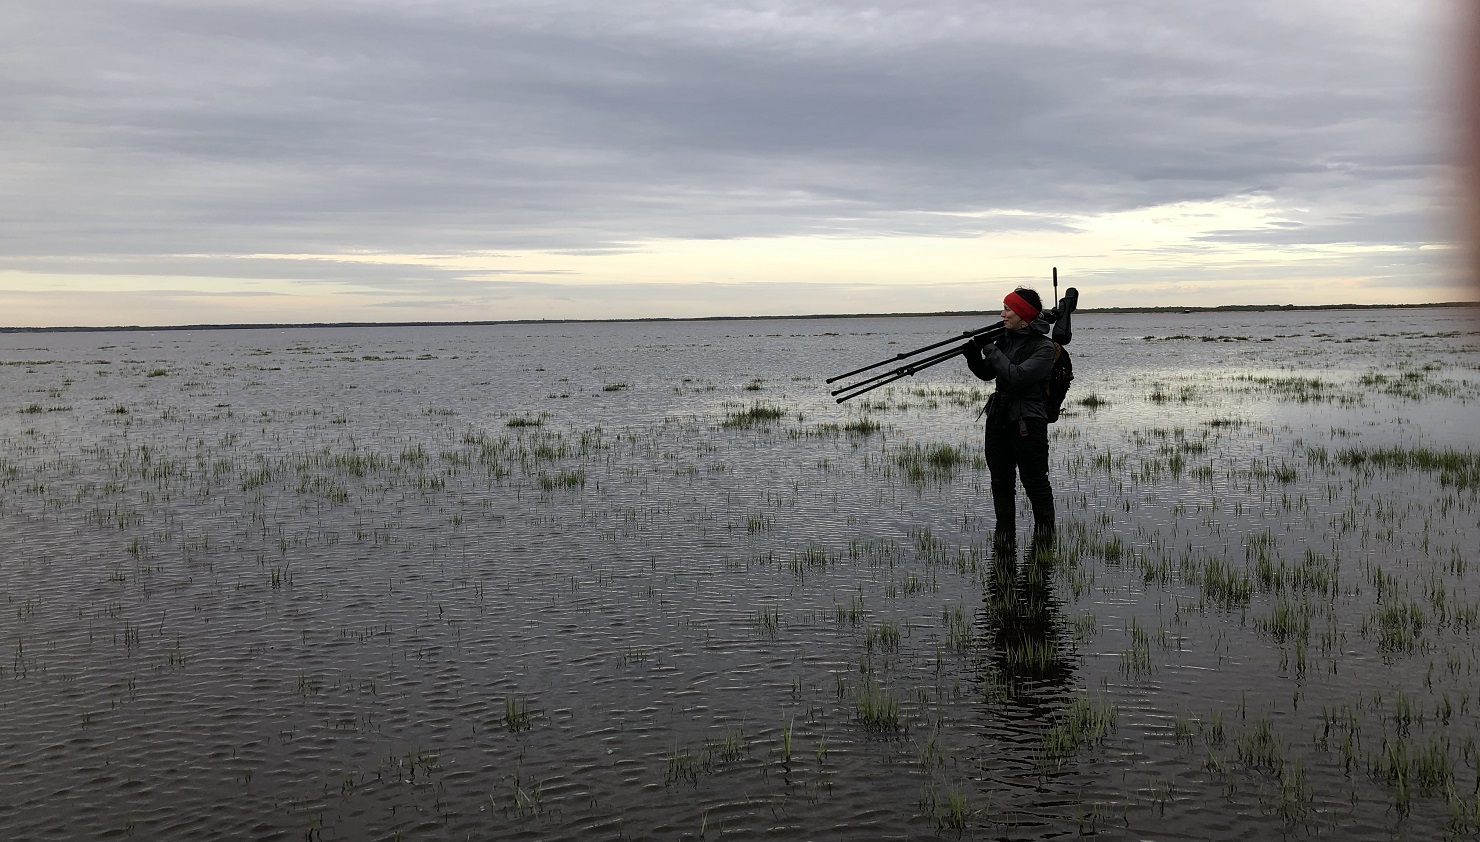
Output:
[{"xmin": 1, "ymin": 300, "xmax": 1476, "ymax": 334}]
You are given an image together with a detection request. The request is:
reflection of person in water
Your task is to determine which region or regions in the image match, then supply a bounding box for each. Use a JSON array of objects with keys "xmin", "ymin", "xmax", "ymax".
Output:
[{"xmin": 980, "ymin": 543, "xmax": 1073, "ymax": 711}]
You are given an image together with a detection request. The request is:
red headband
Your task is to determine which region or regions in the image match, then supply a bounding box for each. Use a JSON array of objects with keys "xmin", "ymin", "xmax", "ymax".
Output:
[{"xmin": 1004, "ymin": 291, "xmax": 1039, "ymax": 322}]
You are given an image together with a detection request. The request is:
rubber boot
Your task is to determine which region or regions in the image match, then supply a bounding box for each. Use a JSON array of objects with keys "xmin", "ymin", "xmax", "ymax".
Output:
[
  {"xmin": 992, "ymin": 494, "xmax": 1017, "ymax": 552},
  {"xmin": 1028, "ymin": 489, "xmax": 1054, "ymax": 537}
]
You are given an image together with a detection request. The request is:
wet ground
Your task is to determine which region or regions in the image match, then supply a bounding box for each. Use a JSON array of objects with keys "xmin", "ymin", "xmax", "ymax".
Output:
[{"xmin": 0, "ymin": 306, "xmax": 1477, "ymax": 839}]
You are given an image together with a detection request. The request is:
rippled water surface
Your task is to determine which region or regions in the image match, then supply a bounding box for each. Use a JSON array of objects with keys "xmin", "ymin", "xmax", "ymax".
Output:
[{"xmin": 1, "ymin": 307, "xmax": 1478, "ymax": 840}]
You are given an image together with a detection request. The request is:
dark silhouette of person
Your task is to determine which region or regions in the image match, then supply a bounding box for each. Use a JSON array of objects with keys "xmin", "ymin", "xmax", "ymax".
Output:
[{"xmin": 964, "ymin": 288, "xmax": 1057, "ymax": 547}]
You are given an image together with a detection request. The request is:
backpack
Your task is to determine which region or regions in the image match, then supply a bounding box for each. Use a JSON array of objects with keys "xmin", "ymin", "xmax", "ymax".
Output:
[{"xmin": 1045, "ymin": 342, "xmax": 1074, "ymax": 423}]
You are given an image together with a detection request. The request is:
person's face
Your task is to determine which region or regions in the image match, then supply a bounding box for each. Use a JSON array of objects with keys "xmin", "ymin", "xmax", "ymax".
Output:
[{"xmin": 1002, "ymin": 305, "xmax": 1026, "ymax": 330}]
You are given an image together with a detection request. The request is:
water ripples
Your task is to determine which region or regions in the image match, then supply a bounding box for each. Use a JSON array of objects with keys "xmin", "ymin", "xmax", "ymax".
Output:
[{"xmin": 0, "ymin": 310, "xmax": 1476, "ymax": 838}]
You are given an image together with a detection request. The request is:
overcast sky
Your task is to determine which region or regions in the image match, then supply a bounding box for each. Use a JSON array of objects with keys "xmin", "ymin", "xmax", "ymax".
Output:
[{"xmin": 0, "ymin": 0, "xmax": 1467, "ymax": 326}]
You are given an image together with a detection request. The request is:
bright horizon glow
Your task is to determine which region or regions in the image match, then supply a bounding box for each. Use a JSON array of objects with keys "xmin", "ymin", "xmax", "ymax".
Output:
[{"xmin": 0, "ymin": 196, "xmax": 1465, "ymax": 328}]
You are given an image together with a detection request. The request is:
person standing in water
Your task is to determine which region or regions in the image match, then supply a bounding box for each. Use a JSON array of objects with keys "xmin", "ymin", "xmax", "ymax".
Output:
[{"xmin": 964, "ymin": 287, "xmax": 1057, "ymax": 548}]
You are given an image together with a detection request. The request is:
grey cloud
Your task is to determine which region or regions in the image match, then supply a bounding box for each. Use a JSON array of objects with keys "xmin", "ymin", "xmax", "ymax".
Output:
[
  {"xmin": 117, "ymin": 288, "xmax": 289, "ymax": 299},
  {"xmin": 0, "ymin": 253, "xmax": 477, "ymax": 290},
  {"xmin": 1196, "ymin": 210, "xmax": 1442, "ymax": 247},
  {"xmin": 0, "ymin": 0, "xmax": 1454, "ymax": 272}
]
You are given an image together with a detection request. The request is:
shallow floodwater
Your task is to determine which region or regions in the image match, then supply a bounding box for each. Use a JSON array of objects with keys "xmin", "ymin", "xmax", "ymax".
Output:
[{"xmin": 0, "ymin": 307, "xmax": 1477, "ymax": 840}]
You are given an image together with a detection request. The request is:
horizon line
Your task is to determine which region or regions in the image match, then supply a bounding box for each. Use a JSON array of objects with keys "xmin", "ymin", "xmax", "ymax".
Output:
[{"xmin": 1, "ymin": 300, "xmax": 1476, "ymax": 334}]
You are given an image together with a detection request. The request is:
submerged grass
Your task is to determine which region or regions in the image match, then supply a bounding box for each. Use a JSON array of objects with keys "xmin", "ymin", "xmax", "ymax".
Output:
[
  {"xmin": 721, "ymin": 402, "xmax": 786, "ymax": 429},
  {"xmin": 1041, "ymin": 694, "xmax": 1117, "ymax": 767},
  {"xmin": 855, "ymin": 680, "xmax": 903, "ymax": 732},
  {"xmin": 1333, "ymin": 445, "xmax": 1480, "ymax": 491},
  {"xmin": 893, "ymin": 442, "xmax": 968, "ymax": 484}
]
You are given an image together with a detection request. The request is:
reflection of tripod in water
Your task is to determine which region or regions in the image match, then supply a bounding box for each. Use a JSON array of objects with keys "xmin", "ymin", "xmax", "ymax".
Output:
[{"xmin": 982, "ymin": 543, "xmax": 1073, "ymax": 708}]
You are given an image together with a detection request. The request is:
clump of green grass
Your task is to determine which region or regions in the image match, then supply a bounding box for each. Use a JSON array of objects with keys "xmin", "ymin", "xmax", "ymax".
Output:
[
  {"xmin": 1119, "ymin": 617, "xmax": 1154, "ymax": 677},
  {"xmin": 1199, "ymin": 556, "xmax": 1254, "ymax": 607},
  {"xmin": 799, "ymin": 417, "xmax": 880, "ymax": 438},
  {"xmin": 503, "ymin": 766, "xmax": 544, "ymax": 818},
  {"xmin": 711, "ymin": 730, "xmax": 745, "ymax": 765},
  {"xmin": 538, "ymin": 469, "xmax": 585, "ymax": 491},
  {"xmin": 1256, "ymin": 595, "xmax": 1313, "ymax": 645},
  {"xmin": 1042, "ymin": 694, "xmax": 1117, "ymax": 765},
  {"xmin": 602, "ymin": 383, "xmax": 628, "ymax": 392},
  {"xmin": 1335, "ymin": 445, "xmax": 1480, "ymax": 491},
  {"xmin": 1366, "ymin": 599, "xmax": 1425, "ymax": 652},
  {"xmin": 943, "ymin": 604, "xmax": 973, "ymax": 651},
  {"xmin": 1004, "ymin": 636, "xmax": 1060, "ymax": 677},
  {"xmin": 744, "ymin": 512, "xmax": 772, "ymax": 533},
  {"xmin": 666, "ymin": 746, "xmax": 704, "ymax": 784},
  {"xmin": 920, "ymin": 784, "xmax": 972, "ymax": 830},
  {"xmin": 865, "ymin": 620, "xmax": 902, "ymax": 652},
  {"xmin": 1235, "ymin": 374, "xmax": 1340, "ymax": 403},
  {"xmin": 666, "ymin": 731, "xmax": 747, "ymax": 784},
  {"xmin": 1078, "ymin": 393, "xmax": 1108, "ymax": 409},
  {"xmin": 1358, "ymin": 367, "xmax": 1465, "ymax": 401},
  {"xmin": 1236, "ymin": 718, "xmax": 1285, "ymax": 773},
  {"xmin": 527, "ymin": 438, "xmax": 568, "ymax": 463},
  {"xmin": 854, "ymin": 680, "xmax": 902, "ymax": 731},
  {"xmin": 506, "ymin": 414, "xmax": 544, "ymax": 428},
  {"xmin": 1366, "ymin": 733, "xmax": 1459, "ymax": 817},
  {"xmin": 894, "ymin": 442, "xmax": 965, "ymax": 483},
  {"xmin": 755, "ymin": 606, "xmax": 780, "ymax": 637},
  {"xmin": 721, "ymin": 403, "xmax": 785, "ymax": 429},
  {"xmin": 241, "ymin": 465, "xmax": 274, "ymax": 491},
  {"xmin": 835, "ymin": 593, "xmax": 866, "ymax": 627},
  {"xmin": 504, "ymin": 695, "xmax": 533, "ymax": 731},
  {"xmin": 1254, "ymin": 546, "xmax": 1339, "ymax": 598},
  {"xmin": 789, "ymin": 543, "xmax": 831, "ymax": 577}
]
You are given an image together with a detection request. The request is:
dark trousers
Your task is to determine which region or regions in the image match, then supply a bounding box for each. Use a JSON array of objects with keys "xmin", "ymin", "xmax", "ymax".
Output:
[{"xmin": 984, "ymin": 417, "xmax": 1054, "ymax": 535}]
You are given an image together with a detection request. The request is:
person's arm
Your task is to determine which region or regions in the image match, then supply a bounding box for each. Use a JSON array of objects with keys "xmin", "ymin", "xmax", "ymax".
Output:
[
  {"xmin": 983, "ymin": 337, "xmax": 1055, "ymax": 386},
  {"xmin": 963, "ymin": 339, "xmax": 996, "ymax": 381}
]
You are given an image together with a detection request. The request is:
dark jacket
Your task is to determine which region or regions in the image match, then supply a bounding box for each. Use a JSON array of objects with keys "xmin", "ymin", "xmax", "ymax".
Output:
[{"xmin": 964, "ymin": 316, "xmax": 1056, "ymax": 423}]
